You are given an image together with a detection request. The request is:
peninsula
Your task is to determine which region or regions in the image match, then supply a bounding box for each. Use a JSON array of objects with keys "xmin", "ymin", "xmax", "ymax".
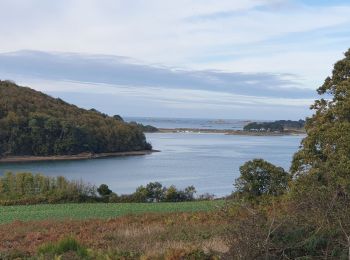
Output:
[{"xmin": 0, "ymin": 81, "xmax": 153, "ymax": 162}]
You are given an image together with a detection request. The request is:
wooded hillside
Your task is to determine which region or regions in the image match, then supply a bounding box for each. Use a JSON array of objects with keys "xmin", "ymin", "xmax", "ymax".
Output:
[{"xmin": 0, "ymin": 80, "xmax": 151, "ymax": 157}]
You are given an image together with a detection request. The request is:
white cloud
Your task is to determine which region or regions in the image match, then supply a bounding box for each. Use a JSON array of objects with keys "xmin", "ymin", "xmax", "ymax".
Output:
[
  {"xmin": 0, "ymin": 1, "xmax": 349, "ymax": 71},
  {"xmin": 9, "ymin": 77, "xmax": 313, "ymax": 111},
  {"xmin": 0, "ymin": 0, "xmax": 348, "ymax": 118},
  {"xmin": 0, "ymin": 50, "xmax": 315, "ymax": 98}
]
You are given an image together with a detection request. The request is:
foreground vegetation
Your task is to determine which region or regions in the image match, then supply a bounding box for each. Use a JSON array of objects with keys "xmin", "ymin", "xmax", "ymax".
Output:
[
  {"xmin": 0, "ymin": 212, "xmax": 228, "ymax": 259},
  {"xmin": 223, "ymin": 49, "xmax": 350, "ymax": 259},
  {"xmin": 0, "ymin": 81, "xmax": 151, "ymax": 157}
]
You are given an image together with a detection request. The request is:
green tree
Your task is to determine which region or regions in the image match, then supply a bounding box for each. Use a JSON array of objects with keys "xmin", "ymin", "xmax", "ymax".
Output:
[
  {"xmin": 133, "ymin": 185, "xmax": 148, "ymax": 202},
  {"xmin": 183, "ymin": 185, "xmax": 196, "ymax": 201},
  {"xmin": 146, "ymin": 182, "xmax": 164, "ymax": 202},
  {"xmin": 235, "ymin": 159, "xmax": 290, "ymax": 199},
  {"xmin": 97, "ymin": 184, "xmax": 112, "ymax": 197},
  {"xmin": 291, "ymin": 49, "xmax": 350, "ymax": 188},
  {"xmin": 225, "ymin": 49, "xmax": 350, "ymax": 259},
  {"xmin": 287, "ymin": 49, "xmax": 350, "ymax": 258},
  {"xmin": 164, "ymin": 185, "xmax": 179, "ymax": 202}
]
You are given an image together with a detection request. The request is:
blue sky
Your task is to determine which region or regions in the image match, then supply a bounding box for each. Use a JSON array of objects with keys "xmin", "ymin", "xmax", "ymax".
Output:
[{"xmin": 0, "ymin": 0, "xmax": 349, "ymax": 119}]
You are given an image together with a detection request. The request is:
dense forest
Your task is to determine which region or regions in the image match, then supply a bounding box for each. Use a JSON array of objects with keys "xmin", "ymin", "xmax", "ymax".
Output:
[
  {"xmin": 0, "ymin": 81, "xmax": 152, "ymax": 157},
  {"xmin": 243, "ymin": 119, "xmax": 305, "ymax": 132}
]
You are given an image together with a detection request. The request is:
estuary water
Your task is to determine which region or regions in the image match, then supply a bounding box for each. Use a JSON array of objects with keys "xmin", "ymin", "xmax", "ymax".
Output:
[
  {"xmin": 0, "ymin": 133, "xmax": 303, "ymax": 197},
  {"xmin": 125, "ymin": 117, "xmax": 257, "ymax": 130}
]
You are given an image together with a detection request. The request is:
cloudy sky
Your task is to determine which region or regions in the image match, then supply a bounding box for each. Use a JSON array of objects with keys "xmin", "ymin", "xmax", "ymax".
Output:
[{"xmin": 0, "ymin": 0, "xmax": 349, "ymax": 119}]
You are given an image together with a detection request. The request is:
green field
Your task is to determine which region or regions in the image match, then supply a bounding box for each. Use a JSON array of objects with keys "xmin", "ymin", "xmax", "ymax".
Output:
[{"xmin": 0, "ymin": 200, "xmax": 225, "ymax": 224}]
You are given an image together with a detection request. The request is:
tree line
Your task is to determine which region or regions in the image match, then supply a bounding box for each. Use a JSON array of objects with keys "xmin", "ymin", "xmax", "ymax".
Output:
[
  {"xmin": 243, "ymin": 119, "xmax": 305, "ymax": 132},
  {"xmin": 0, "ymin": 172, "xmax": 206, "ymax": 205}
]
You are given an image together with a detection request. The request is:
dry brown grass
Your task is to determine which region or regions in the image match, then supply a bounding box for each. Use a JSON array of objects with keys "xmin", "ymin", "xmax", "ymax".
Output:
[{"xmin": 0, "ymin": 211, "xmax": 229, "ymax": 258}]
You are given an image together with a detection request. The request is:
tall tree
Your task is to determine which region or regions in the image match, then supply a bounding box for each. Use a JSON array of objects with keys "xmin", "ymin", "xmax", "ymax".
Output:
[
  {"xmin": 291, "ymin": 49, "xmax": 350, "ymax": 188},
  {"xmin": 235, "ymin": 159, "xmax": 290, "ymax": 199}
]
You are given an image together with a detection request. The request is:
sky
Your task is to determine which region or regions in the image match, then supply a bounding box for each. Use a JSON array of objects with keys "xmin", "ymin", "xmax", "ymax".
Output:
[{"xmin": 0, "ymin": 0, "xmax": 349, "ymax": 120}]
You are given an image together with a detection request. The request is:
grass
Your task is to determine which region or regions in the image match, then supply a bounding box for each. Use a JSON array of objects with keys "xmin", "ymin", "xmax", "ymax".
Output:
[
  {"xmin": 37, "ymin": 236, "xmax": 89, "ymax": 258},
  {"xmin": 0, "ymin": 200, "xmax": 225, "ymax": 224},
  {"xmin": 0, "ymin": 211, "xmax": 229, "ymax": 257}
]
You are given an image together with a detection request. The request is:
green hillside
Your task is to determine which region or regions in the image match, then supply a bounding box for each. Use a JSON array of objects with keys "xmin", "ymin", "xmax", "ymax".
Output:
[{"xmin": 0, "ymin": 80, "xmax": 151, "ymax": 157}]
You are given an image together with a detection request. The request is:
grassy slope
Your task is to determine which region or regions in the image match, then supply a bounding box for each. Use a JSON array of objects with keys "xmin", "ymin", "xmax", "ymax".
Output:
[{"xmin": 0, "ymin": 200, "xmax": 225, "ymax": 224}]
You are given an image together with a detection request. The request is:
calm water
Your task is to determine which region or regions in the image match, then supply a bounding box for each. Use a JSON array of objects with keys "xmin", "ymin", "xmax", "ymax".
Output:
[
  {"xmin": 0, "ymin": 133, "xmax": 303, "ymax": 197},
  {"xmin": 125, "ymin": 117, "xmax": 259, "ymax": 130}
]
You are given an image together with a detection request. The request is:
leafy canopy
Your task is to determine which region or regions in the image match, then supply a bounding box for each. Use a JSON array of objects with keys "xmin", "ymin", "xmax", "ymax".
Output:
[
  {"xmin": 0, "ymin": 81, "xmax": 151, "ymax": 156},
  {"xmin": 97, "ymin": 184, "xmax": 112, "ymax": 197},
  {"xmin": 291, "ymin": 49, "xmax": 350, "ymax": 187},
  {"xmin": 235, "ymin": 159, "xmax": 290, "ymax": 198}
]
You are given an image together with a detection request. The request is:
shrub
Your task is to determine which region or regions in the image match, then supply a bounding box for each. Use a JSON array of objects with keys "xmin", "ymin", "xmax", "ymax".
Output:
[
  {"xmin": 0, "ymin": 172, "xmax": 97, "ymax": 205},
  {"xmin": 37, "ymin": 237, "xmax": 89, "ymax": 258}
]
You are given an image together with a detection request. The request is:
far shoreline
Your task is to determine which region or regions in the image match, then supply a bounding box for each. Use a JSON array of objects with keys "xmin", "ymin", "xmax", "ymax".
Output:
[
  {"xmin": 0, "ymin": 128, "xmax": 305, "ymax": 164},
  {"xmin": 0, "ymin": 150, "xmax": 159, "ymax": 163},
  {"xmin": 155, "ymin": 128, "xmax": 306, "ymax": 136}
]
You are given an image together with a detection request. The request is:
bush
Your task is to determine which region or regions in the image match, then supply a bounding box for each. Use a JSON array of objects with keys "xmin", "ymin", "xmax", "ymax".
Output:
[
  {"xmin": 37, "ymin": 237, "xmax": 89, "ymax": 258},
  {"xmin": 0, "ymin": 172, "xmax": 97, "ymax": 205}
]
